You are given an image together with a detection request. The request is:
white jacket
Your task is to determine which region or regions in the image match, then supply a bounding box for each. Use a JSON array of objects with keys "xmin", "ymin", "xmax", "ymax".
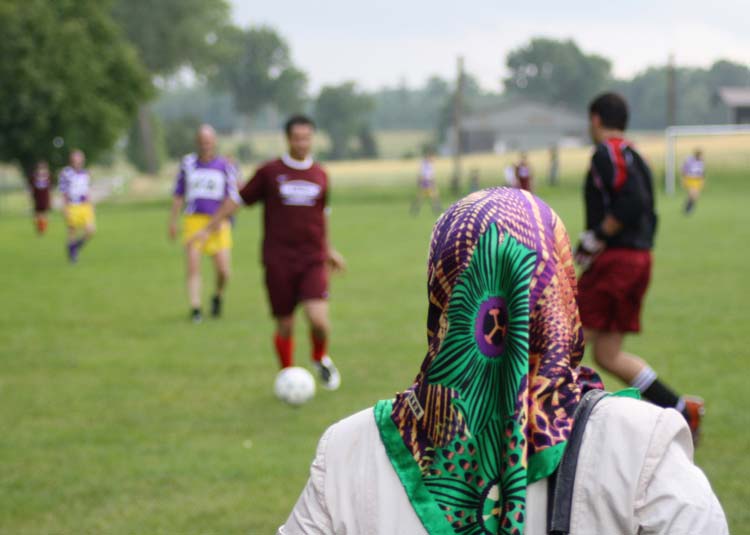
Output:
[{"xmin": 279, "ymin": 396, "xmax": 728, "ymax": 535}]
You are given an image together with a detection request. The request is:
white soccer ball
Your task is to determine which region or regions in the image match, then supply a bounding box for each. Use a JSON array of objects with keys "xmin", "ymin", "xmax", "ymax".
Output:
[{"xmin": 274, "ymin": 367, "xmax": 316, "ymax": 406}]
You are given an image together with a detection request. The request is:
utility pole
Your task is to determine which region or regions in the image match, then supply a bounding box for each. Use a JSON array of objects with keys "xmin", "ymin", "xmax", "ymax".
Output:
[
  {"xmin": 666, "ymin": 53, "xmax": 677, "ymax": 128},
  {"xmin": 451, "ymin": 56, "xmax": 465, "ymax": 194}
]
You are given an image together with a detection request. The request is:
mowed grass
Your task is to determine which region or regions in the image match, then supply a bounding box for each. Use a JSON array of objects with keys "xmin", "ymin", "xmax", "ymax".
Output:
[{"xmin": 1, "ymin": 157, "xmax": 750, "ymax": 533}]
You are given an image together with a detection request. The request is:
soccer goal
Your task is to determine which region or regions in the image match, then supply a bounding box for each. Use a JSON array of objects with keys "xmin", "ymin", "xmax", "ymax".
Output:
[{"xmin": 664, "ymin": 124, "xmax": 750, "ymax": 195}]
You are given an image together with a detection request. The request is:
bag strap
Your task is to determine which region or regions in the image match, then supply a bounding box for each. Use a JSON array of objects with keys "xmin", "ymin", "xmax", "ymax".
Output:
[{"xmin": 548, "ymin": 389, "xmax": 609, "ymax": 534}]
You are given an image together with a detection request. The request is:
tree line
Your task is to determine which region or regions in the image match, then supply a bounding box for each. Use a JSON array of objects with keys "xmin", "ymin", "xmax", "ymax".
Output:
[{"xmin": 1, "ymin": 2, "xmax": 748, "ymax": 175}]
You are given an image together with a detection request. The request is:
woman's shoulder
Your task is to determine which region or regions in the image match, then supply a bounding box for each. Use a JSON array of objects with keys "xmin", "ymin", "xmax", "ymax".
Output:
[{"xmin": 590, "ymin": 395, "xmax": 692, "ymax": 454}]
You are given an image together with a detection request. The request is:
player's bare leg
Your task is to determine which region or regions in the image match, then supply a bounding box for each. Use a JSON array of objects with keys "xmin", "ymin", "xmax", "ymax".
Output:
[
  {"xmin": 585, "ymin": 329, "xmax": 646, "ymax": 382},
  {"xmin": 186, "ymin": 244, "xmax": 202, "ymax": 322},
  {"xmin": 211, "ymin": 248, "xmax": 231, "ymax": 317},
  {"xmin": 303, "ymin": 299, "xmax": 340, "ymax": 390},
  {"xmin": 685, "ymin": 187, "xmax": 701, "ymax": 214}
]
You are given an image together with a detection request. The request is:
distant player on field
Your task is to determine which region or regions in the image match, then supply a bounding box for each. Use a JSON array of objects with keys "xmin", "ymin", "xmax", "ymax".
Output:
[
  {"xmin": 190, "ymin": 115, "xmax": 345, "ymax": 390},
  {"xmin": 59, "ymin": 150, "xmax": 95, "ymax": 262},
  {"xmin": 574, "ymin": 92, "xmax": 704, "ymax": 442},
  {"xmin": 514, "ymin": 151, "xmax": 533, "ymax": 192},
  {"xmin": 27, "ymin": 160, "xmax": 51, "ymax": 235},
  {"xmin": 168, "ymin": 124, "xmax": 240, "ymax": 323},
  {"xmin": 410, "ymin": 148, "xmax": 442, "ymax": 215},
  {"xmin": 682, "ymin": 148, "xmax": 705, "ymax": 214}
]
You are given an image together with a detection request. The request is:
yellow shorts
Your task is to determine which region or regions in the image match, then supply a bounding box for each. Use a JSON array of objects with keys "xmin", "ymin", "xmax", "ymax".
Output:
[
  {"xmin": 182, "ymin": 214, "xmax": 232, "ymax": 256},
  {"xmin": 682, "ymin": 176, "xmax": 704, "ymax": 192},
  {"xmin": 65, "ymin": 203, "xmax": 95, "ymax": 229}
]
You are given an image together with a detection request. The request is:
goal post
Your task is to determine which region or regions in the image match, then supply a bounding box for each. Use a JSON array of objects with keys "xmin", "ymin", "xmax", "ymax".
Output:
[{"xmin": 664, "ymin": 124, "xmax": 750, "ymax": 195}]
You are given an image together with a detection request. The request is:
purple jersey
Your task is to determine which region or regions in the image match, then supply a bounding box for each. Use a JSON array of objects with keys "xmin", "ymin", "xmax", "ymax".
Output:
[
  {"xmin": 418, "ymin": 159, "xmax": 435, "ymax": 188},
  {"xmin": 682, "ymin": 156, "xmax": 705, "ymax": 177},
  {"xmin": 58, "ymin": 167, "xmax": 91, "ymax": 203},
  {"xmin": 174, "ymin": 154, "xmax": 241, "ymax": 215}
]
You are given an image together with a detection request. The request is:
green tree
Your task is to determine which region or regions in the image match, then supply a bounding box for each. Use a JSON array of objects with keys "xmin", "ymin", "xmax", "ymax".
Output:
[
  {"xmin": 163, "ymin": 116, "xmax": 202, "ymax": 160},
  {"xmin": 212, "ymin": 26, "xmax": 308, "ymax": 118},
  {"xmin": 111, "ymin": 0, "xmax": 229, "ymax": 74},
  {"xmin": 126, "ymin": 111, "xmax": 166, "ymax": 173},
  {"xmin": 618, "ymin": 60, "xmax": 750, "ymax": 129},
  {"xmin": 0, "ymin": 0, "xmax": 151, "ymax": 175},
  {"xmin": 314, "ymin": 83, "xmax": 375, "ymax": 160},
  {"xmin": 504, "ymin": 38, "xmax": 611, "ymax": 110},
  {"xmin": 112, "ymin": 0, "xmax": 230, "ymax": 173}
]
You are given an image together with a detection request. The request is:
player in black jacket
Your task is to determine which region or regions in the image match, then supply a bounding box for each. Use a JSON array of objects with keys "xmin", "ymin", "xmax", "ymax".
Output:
[{"xmin": 575, "ymin": 92, "xmax": 704, "ymax": 443}]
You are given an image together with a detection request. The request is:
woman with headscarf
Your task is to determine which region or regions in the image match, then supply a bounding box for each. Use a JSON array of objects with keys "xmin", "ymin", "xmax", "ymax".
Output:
[{"xmin": 278, "ymin": 188, "xmax": 727, "ymax": 535}]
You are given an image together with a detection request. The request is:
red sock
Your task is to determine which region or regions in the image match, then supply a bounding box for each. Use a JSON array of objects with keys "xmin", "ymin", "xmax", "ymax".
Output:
[
  {"xmin": 311, "ymin": 332, "xmax": 327, "ymax": 362},
  {"xmin": 36, "ymin": 217, "xmax": 47, "ymax": 234},
  {"xmin": 274, "ymin": 333, "xmax": 293, "ymax": 368}
]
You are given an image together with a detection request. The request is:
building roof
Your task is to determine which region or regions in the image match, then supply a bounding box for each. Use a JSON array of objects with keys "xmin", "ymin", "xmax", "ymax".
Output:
[
  {"xmin": 461, "ymin": 100, "xmax": 585, "ymax": 133},
  {"xmin": 718, "ymin": 87, "xmax": 750, "ymax": 107}
]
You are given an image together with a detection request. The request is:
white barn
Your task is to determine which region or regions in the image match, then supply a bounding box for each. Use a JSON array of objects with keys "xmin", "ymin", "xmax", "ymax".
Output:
[{"xmin": 446, "ymin": 100, "xmax": 587, "ymax": 154}]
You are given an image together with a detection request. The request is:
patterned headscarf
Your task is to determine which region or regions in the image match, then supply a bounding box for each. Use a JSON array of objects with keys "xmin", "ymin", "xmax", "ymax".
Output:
[{"xmin": 374, "ymin": 188, "xmax": 602, "ymax": 535}]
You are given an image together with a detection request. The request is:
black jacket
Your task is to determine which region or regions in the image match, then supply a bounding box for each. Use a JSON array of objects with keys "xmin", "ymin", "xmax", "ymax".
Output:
[{"xmin": 584, "ymin": 138, "xmax": 657, "ymax": 250}]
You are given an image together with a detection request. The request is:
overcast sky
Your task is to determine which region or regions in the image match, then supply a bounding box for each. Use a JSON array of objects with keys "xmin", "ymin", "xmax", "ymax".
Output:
[{"xmin": 230, "ymin": 0, "xmax": 750, "ymax": 92}]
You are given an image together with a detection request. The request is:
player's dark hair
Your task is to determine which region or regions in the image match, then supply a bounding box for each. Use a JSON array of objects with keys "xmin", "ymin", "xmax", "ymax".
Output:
[
  {"xmin": 588, "ymin": 92, "xmax": 629, "ymax": 131},
  {"xmin": 284, "ymin": 115, "xmax": 316, "ymax": 136}
]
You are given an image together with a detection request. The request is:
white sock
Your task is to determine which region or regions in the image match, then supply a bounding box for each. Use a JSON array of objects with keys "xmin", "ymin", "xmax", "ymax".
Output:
[{"xmin": 630, "ymin": 366, "xmax": 657, "ymax": 393}]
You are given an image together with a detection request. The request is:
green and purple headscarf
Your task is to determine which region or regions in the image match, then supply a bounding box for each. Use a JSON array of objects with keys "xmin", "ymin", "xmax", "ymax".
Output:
[{"xmin": 375, "ymin": 188, "xmax": 602, "ymax": 535}]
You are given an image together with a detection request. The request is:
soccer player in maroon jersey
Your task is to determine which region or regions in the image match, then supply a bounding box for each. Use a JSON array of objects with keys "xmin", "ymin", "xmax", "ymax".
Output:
[
  {"xmin": 27, "ymin": 160, "xmax": 51, "ymax": 234},
  {"xmin": 575, "ymin": 92, "xmax": 704, "ymax": 443},
  {"xmin": 190, "ymin": 115, "xmax": 345, "ymax": 390},
  {"xmin": 514, "ymin": 152, "xmax": 533, "ymax": 192}
]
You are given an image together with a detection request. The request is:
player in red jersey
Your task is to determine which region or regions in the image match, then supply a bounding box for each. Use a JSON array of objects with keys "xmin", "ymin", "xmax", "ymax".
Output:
[
  {"xmin": 514, "ymin": 151, "xmax": 534, "ymax": 192},
  {"xmin": 27, "ymin": 160, "xmax": 51, "ymax": 234},
  {"xmin": 190, "ymin": 115, "xmax": 345, "ymax": 390}
]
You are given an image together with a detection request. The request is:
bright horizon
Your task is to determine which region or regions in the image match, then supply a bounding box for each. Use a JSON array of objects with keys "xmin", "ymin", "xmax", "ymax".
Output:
[{"xmin": 231, "ymin": 0, "xmax": 750, "ymax": 92}]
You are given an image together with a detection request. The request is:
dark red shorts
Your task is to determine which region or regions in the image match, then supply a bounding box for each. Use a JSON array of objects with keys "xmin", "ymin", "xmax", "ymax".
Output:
[
  {"xmin": 264, "ymin": 261, "xmax": 329, "ymax": 317},
  {"xmin": 577, "ymin": 248, "xmax": 652, "ymax": 333},
  {"xmin": 32, "ymin": 189, "xmax": 50, "ymax": 212}
]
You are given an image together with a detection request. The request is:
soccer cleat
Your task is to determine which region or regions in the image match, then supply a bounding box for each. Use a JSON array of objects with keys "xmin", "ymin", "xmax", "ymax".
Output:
[
  {"xmin": 313, "ymin": 355, "xmax": 341, "ymax": 391},
  {"xmin": 190, "ymin": 308, "xmax": 203, "ymax": 324},
  {"xmin": 681, "ymin": 396, "xmax": 705, "ymax": 446},
  {"xmin": 211, "ymin": 295, "xmax": 222, "ymax": 318}
]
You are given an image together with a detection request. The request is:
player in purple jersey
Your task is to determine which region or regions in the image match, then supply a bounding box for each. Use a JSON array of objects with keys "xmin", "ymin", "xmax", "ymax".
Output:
[
  {"xmin": 59, "ymin": 150, "xmax": 95, "ymax": 262},
  {"xmin": 168, "ymin": 125, "xmax": 241, "ymax": 323},
  {"xmin": 682, "ymin": 148, "xmax": 705, "ymax": 214}
]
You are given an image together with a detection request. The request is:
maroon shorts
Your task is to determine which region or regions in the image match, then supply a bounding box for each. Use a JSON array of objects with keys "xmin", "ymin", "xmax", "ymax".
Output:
[
  {"xmin": 32, "ymin": 189, "xmax": 50, "ymax": 212},
  {"xmin": 577, "ymin": 248, "xmax": 652, "ymax": 333},
  {"xmin": 264, "ymin": 261, "xmax": 329, "ymax": 317}
]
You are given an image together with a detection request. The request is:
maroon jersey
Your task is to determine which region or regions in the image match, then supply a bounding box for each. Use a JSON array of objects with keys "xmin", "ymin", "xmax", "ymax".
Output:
[
  {"xmin": 515, "ymin": 163, "xmax": 533, "ymax": 192},
  {"xmin": 28, "ymin": 169, "xmax": 51, "ymax": 212},
  {"xmin": 239, "ymin": 155, "xmax": 328, "ymax": 265}
]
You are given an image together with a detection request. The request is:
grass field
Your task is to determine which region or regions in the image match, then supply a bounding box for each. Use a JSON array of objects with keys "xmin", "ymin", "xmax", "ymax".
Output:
[{"xmin": 2, "ymin": 141, "xmax": 750, "ymax": 533}]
